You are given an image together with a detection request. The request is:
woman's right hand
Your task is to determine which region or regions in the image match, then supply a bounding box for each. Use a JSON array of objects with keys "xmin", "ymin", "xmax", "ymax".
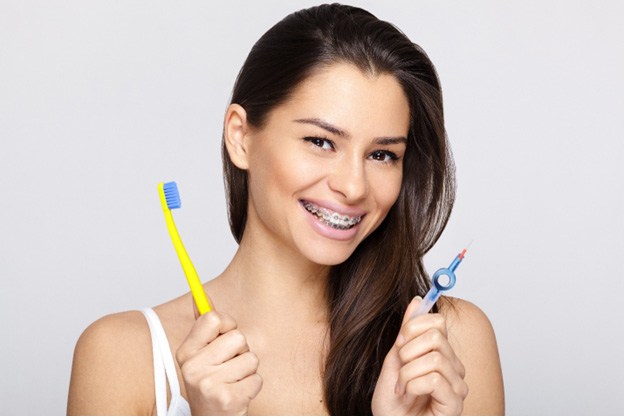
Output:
[{"xmin": 176, "ymin": 310, "xmax": 263, "ymax": 415}]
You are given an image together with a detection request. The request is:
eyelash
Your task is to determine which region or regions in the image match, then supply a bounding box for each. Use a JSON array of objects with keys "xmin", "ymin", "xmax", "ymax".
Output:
[
  {"xmin": 304, "ymin": 136, "xmax": 334, "ymax": 151},
  {"xmin": 303, "ymin": 136, "xmax": 401, "ymax": 164}
]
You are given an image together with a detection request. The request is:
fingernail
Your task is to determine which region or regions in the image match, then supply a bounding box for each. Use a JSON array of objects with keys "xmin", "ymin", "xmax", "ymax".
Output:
[
  {"xmin": 396, "ymin": 333, "xmax": 405, "ymax": 346},
  {"xmin": 413, "ymin": 296, "xmax": 422, "ymax": 302}
]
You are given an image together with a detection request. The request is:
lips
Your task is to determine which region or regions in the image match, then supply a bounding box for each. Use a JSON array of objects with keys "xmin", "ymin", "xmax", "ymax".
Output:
[{"xmin": 300, "ymin": 199, "xmax": 364, "ymax": 230}]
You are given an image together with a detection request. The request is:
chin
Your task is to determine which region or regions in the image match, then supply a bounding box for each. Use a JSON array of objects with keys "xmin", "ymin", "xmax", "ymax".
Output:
[{"xmin": 298, "ymin": 242, "xmax": 357, "ymax": 266}]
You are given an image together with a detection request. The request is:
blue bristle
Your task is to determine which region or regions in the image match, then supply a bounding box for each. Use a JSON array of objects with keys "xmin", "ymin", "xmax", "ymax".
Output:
[{"xmin": 163, "ymin": 181, "xmax": 181, "ymax": 209}]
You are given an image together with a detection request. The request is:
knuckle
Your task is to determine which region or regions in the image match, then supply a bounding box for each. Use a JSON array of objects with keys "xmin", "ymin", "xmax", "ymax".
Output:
[
  {"xmin": 458, "ymin": 361, "xmax": 467, "ymax": 378},
  {"xmin": 397, "ymin": 345, "xmax": 410, "ymax": 363},
  {"xmin": 252, "ymin": 373, "xmax": 264, "ymax": 391},
  {"xmin": 460, "ymin": 381, "xmax": 470, "ymax": 399},
  {"xmin": 428, "ymin": 329, "xmax": 443, "ymax": 345},
  {"xmin": 429, "ymin": 351, "xmax": 443, "ymax": 365},
  {"xmin": 248, "ymin": 352, "xmax": 260, "ymax": 368},
  {"xmin": 205, "ymin": 311, "xmax": 222, "ymax": 328},
  {"xmin": 175, "ymin": 347, "xmax": 186, "ymax": 365},
  {"xmin": 198, "ymin": 375, "xmax": 217, "ymax": 394},
  {"xmin": 180, "ymin": 360, "xmax": 201, "ymax": 382},
  {"xmin": 406, "ymin": 320, "xmax": 419, "ymax": 336},
  {"xmin": 431, "ymin": 314, "xmax": 446, "ymax": 329},
  {"xmin": 230, "ymin": 329, "xmax": 247, "ymax": 347},
  {"xmin": 429, "ymin": 371, "xmax": 443, "ymax": 388},
  {"xmin": 179, "ymin": 360, "xmax": 192, "ymax": 376},
  {"xmin": 405, "ymin": 379, "xmax": 420, "ymax": 396},
  {"xmin": 215, "ymin": 390, "xmax": 234, "ymax": 409}
]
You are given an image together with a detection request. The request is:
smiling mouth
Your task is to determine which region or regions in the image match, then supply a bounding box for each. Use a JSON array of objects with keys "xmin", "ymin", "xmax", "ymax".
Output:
[{"xmin": 301, "ymin": 200, "xmax": 363, "ymax": 230}]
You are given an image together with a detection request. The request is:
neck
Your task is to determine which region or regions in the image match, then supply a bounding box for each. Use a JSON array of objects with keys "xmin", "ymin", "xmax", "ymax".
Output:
[{"xmin": 213, "ymin": 225, "xmax": 331, "ymax": 328}]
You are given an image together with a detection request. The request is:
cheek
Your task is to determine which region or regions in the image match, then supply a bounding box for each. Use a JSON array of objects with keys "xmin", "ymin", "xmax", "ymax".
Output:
[
  {"xmin": 247, "ymin": 142, "xmax": 317, "ymax": 207},
  {"xmin": 371, "ymin": 169, "xmax": 403, "ymax": 212}
]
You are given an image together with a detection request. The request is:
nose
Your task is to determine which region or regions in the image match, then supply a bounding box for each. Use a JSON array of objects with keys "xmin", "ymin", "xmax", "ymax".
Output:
[{"xmin": 327, "ymin": 155, "xmax": 368, "ymax": 202}]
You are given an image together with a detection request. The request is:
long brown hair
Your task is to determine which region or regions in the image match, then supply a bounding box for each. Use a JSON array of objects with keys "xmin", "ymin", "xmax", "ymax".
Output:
[{"xmin": 222, "ymin": 4, "xmax": 455, "ymax": 414}]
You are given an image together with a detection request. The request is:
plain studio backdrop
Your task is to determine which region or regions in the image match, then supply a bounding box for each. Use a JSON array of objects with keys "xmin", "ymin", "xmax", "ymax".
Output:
[{"xmin": 1, "ymin": 1, "xmax": 623, "ymax": 415}]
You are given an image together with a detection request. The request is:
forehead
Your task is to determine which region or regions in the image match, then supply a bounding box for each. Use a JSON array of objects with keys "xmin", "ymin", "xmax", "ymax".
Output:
[{"xmin": 267, "ymin": 62, "xmax": 411, "ymax": 138}]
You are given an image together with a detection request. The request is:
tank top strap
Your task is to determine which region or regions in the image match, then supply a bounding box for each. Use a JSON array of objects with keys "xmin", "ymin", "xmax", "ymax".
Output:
[{"xmin": 141, "ymin": 308, "xmax": 183, "ymax": 415}]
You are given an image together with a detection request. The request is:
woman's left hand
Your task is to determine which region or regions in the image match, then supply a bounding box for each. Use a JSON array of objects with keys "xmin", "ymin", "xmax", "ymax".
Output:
[{"xmin": 372, "ymin": 297, "xmax": 469, "ymax": 416}]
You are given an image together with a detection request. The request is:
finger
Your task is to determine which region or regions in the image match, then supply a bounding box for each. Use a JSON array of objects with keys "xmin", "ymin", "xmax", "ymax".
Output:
[
  {"xmin": 404, "ymin": 372, "xmax": 465, "ymax": 415},
  {"xmin": 396, "ymin": 351, "xmax": 467, "ymax": 397},
  {"xmin": 401, "ymin": 296, "xmax": 423, "ymax": 326},
  {"xmin": 232, "ymin": 373, "xmax": 263, "ymax": 401},
  {"xmin": 177, "ymin": 311, "xmax": 237, "ymax": 364},
  {"xmin": 188, "ymin": 329, "xmax": 250, "ymax": 366},
  {"xmin": 192, "ymin": 296, "xmax": 200, "ymax": 320},
  {"xmin": 394, "ymin": 296, "xmax": 423, "ymax": 345},
  {"xmin": 192, "ymin": 294, "xmax": 215, "ymax": 320},
  {"xmin": 397, "ymin": 313, "xmax": 448, "ymax": 349},
  {"xmin": 214, "ymin": 351, "xmax": 259, "ymax": 383},
  {"xmin": 398, "ymin": 328, "xmax": 465, "ymax": 377}
]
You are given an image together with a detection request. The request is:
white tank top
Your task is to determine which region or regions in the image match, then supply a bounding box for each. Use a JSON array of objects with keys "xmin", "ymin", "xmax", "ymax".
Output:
[{"xmin": 141, "ymin": 308, "xmax": 191, "ymax": 416}]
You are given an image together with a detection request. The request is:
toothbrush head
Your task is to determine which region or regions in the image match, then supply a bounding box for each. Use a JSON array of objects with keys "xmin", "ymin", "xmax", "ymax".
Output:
[{"xmin": 163, "ymin": 181, "xmax": 181, "ymax": 210}]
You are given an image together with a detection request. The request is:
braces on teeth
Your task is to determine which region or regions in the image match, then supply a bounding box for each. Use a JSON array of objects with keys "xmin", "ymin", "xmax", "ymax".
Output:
[{"xmin": 303, "ymin": 201, "xmax": 362, "ymax": 230}]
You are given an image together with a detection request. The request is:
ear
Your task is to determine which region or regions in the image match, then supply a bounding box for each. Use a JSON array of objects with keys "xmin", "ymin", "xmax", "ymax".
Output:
[{"xmin": 223, "ymin": 103, "xmax": 251, "ymax": 170}]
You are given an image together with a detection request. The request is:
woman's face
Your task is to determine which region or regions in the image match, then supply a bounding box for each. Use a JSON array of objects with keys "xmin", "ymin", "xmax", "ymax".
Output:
[{"xmin": 238, "ymin": 62, "xmax": 410, "ymax": 266}]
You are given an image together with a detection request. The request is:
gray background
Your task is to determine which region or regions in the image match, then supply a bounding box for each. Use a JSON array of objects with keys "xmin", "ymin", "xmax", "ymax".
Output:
[{"xmin": 1, "ymin": 0, "xmax": 623, "ymax": 415}]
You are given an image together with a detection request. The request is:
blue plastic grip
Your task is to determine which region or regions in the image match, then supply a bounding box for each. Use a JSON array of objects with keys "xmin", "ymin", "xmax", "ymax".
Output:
[
  {"xmin": 432, "ymin": 253, "xmax": 463, "ymax": 291},
  {"xmin": 432, "ymin": 268, "xmax": 456, "ymax": 291}
]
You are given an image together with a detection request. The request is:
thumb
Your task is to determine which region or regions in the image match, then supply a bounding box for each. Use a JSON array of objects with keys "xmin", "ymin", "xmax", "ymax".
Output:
[
  {"xmin": 401, "ymin": 296, "xmax": 423, "ymax": 325},
  {"xmin": 394, "ymin": 296, "xmax": 423, "ymax": 347},
  {"xmin": 192, "ymin": 298, "xmax": 200, "ymax": 320},
  {"xmin": 192, "ymin": 294, "xmax": 215, "ymax": 320}
]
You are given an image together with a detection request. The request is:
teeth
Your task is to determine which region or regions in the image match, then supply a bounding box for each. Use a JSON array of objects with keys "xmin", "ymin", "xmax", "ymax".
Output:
[{"xmin": 302, "ymin": 201, "xmax": 362, "ymax": 230}]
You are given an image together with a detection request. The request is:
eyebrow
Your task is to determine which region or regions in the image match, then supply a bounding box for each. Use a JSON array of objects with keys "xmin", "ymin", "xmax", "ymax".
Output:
[
  {"xmin": 294, "ymin": 118, "xmax": 347, "ymax": 137},
  {"xmin": 293, "ymin": 118, "xmax": 407, "ymax": 145}
]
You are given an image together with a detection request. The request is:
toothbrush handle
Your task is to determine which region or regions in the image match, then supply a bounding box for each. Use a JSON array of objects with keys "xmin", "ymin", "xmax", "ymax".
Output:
[
  {"xmin": 449, "ymin": 253, "xmax": 463, "ymax": 272},
  {"xmin": 411, "ymin": 286, "xmax": 441, "ymax": 318},
  {"xmin": 164, "ymin": 210, "xmax": 212, "ymax": 315},
  {"xmin": 410, "ymin": 251, "xmax": 464, "ymax": 319},
  {"xmin": 410, "ymin": 263, "xmax": 458, "ymax": 318}
]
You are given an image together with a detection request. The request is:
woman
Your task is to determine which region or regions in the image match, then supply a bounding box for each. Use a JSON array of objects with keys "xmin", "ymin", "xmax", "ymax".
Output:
[{"xmin": 68, "ymin": 4, "xmax": 504, "ymax": 415}]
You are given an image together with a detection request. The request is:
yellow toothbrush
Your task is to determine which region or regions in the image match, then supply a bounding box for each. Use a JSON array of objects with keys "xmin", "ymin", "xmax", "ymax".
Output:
[{"xmin": 158, "ymin": 181, "xmax": 212, "ymax": 315}]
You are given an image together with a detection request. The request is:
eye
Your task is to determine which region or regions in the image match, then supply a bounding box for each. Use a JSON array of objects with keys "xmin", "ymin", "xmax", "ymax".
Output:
[
  {"xmin": 369, "ymin": 150, "xmax": 400, "ymax": 164},
  {"xmin": 303, "ymin": 136, "xmax": 335, "ymax": 151}
]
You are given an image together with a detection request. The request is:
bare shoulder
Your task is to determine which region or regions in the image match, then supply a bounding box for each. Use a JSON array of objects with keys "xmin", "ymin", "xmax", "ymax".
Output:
[
  {"xmin": 439, "ymin": 297, "xmax": 494, "ymax": 338},
  {"xmin": 439, "ymin": 297, "xmax": 505, "ymax": 415},
  {"xmin": 67, "ymin": 311, "xmax": 154, "ymax": 415}
]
